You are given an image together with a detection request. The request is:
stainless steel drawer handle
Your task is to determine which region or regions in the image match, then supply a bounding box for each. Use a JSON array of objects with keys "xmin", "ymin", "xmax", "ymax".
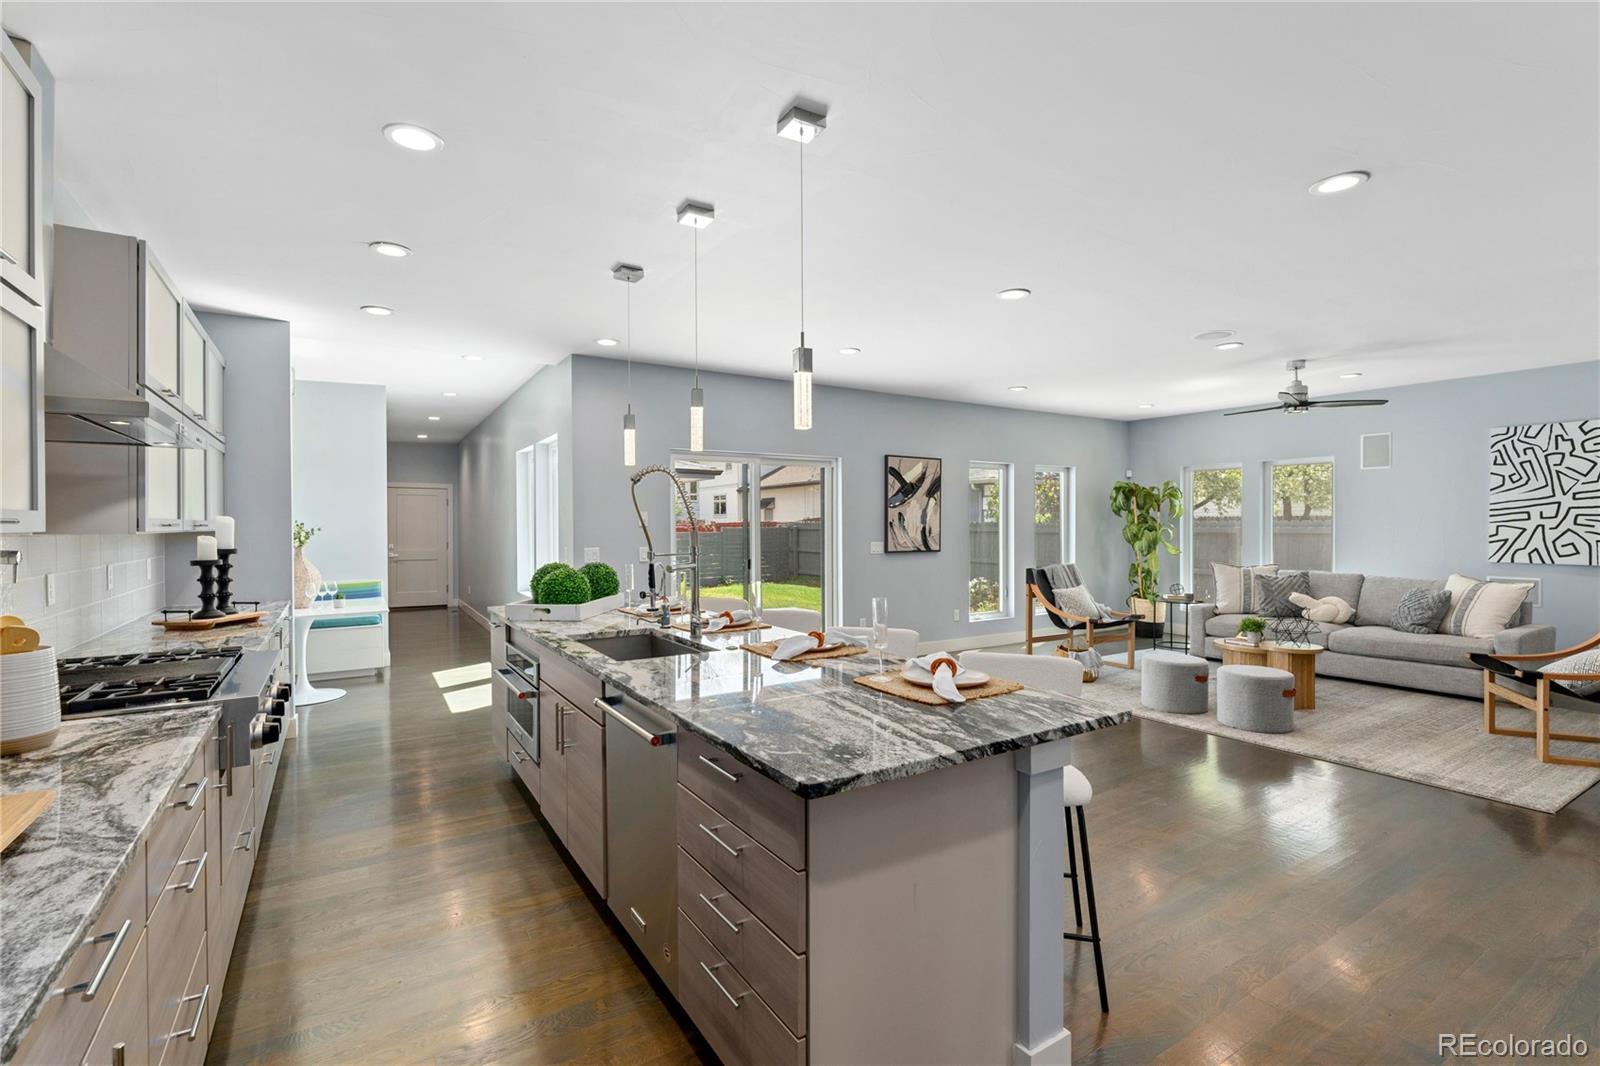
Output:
[
  {"xmin": 628, "ymin": 906, "xmax": 648, "ymax": 931},
  {"xmin": 63, "ymin": 919, "xmax": 132, "ymax": 1000},
  {"xmin": 167, "ymin": 851, "xmax": 208, "ymax": 894},
  {"xmin": 700, "ymin": 961, "xmax": 747, "ymax": 1009},
  {"xmin": 511, "ymin": 747, "xmax": 528, "ymax": 763},
  {"xmin": 697, "ymin": 754, "xmax": 742, "ymax": 783},
  {"xmin": 559, "ymin": 707, "xmax": 575, "ymax": 751},
  {"xmin": 168, "ymin": 984, "xmax": 209, "ymax": 1041},
  {"xmin": 262, "ymin": 751, "xmax": 274, "ymax": 766},
  {"xmin": 235, "ymin": 828, "xmax": 253, "ymax": 852},
  {"xmin": 698, "ymin": 822, "xmax": 745, "ymax": 858},
  {"xmin": 171, "ymin": 777, "xmax": 207, "ymax": 810},
  {"xmin": 0, "ymin": 248, "xmax": 16, "ymax": 265},
  {"xmin": 698, "ymin": 892, "xmax": 745, "ymax": 934},
  {"xmin": 112, "ymin": 1043, "xmax": 125, "ymax": 1066}
]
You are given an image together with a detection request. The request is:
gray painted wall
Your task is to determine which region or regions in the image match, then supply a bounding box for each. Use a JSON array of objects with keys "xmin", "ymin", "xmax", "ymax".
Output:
[
  {"xmin": 1128, "ymin": 360, "xmax": 1600, "ymax": 643},
  {"xmin": 388, "ymin": 441, "xmax": 462, "ymax": 604},
  {"xmin": 293, "ymin": 380, "xmax": 388, "ymax": 584},
  {"xmin": 457, "ymin": 359, "xmax": 573, "ymax": 614},
  {"xmin": 567, "ymin": 356, "xmax": 1131, "ymax": 645}
]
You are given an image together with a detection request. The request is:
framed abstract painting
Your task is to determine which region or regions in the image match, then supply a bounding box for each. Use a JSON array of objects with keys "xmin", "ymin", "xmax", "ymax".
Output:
[
  {"xmin": 885, "ymin": 455, "xmax": 941, "ymax": 552},
  {"xmin": 1488, "ymin": 419, "xmax": 1600, "ymax": 566}
]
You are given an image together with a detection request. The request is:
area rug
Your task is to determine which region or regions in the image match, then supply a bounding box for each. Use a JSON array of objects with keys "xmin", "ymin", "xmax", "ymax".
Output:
[{"xmin": 1079, "ymin": 656, "xmax": 1600, "ymax": 813}]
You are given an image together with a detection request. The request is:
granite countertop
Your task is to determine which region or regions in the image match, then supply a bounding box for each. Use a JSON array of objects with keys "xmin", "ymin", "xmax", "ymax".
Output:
[
  {"xmin": 0, "ymin": 706, "xmax": 221, "ymax": 1061},
  {"xmin": 504, "ymin": 609, "xmax": 1128, "ymax": 799},
  {"xmin": 65, "ymin": 600, "xmax": 290, "ymax": 658}
]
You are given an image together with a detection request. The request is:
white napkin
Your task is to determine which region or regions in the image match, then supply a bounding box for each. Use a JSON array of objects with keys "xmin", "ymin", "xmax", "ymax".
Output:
[
  {"xmin": 701, "ymin": 609, "xmax": 753, "ymax": 632},
  {"xmin": 905, "ymin": 652, "xmax": 966, "ymax": 704},
  {"xmin": 769, "ymin": 628, "xmax": 863, "ymax": 661}
]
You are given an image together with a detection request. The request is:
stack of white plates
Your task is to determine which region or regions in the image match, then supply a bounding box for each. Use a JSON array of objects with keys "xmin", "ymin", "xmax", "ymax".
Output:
[{"xmin": 0, "ymin": 646, "xmax": 62, "ymax": 755}]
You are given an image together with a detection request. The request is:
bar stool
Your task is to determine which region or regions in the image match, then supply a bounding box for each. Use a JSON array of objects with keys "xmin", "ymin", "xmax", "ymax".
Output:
[{"xmin": 1063, "ymin": 765, "xmax": 1109, "ymax": 1013}]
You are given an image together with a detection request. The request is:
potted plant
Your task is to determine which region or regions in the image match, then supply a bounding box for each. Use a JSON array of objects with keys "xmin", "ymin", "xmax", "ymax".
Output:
[
  {"xmin": 1109, "ymin": 479, "xmax": 1184, "ymax": 638},
  {"xmin": 508, "ymin": 561, "xmax": 625, "ymax": 621},
  {"xmin": 1236, "ymin": 615, "xmax": 1267, "ymax": 647},
  {"xmin": 292, "ymin": 521, "xmax": 321, "ymax": 610}
]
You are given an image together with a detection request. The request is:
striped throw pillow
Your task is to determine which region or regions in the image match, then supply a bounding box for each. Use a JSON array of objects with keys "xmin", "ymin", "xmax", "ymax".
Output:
[
  {"xmin": 1212, "ymin": 563, "xmax": 1280, "ymax": 615},
  {"xmin": 1440, "ymin": 574, "xmax": 1534, "ymax": 637}
]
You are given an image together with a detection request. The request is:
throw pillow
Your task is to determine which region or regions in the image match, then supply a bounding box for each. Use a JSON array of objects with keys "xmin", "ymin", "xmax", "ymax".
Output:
[
  {"xmin": 1390, "ymin": 587, "xmax": 1453, "ymax": 634},
  {"xmin": 1053, "ymin": 585, "xmax": 1102, "ymax": 622},
  {"xmin": 1212, "ymin": 563, "xmax": 1280, "ymax": 614},
  {"xmin": 1543, "ymin": 648, "xmax": 1600, "ymax": 698},
  {"xmin": 1255, "ymin": 571, "xmax": 1311, "ymax": 617},
  {"xmin": 1289, "ymin": 591, "xmax": 1355, "ymax": 624},
  {"xmin": 1440, "ymin": 574, "xmax": 1535, "ymax": 637}
]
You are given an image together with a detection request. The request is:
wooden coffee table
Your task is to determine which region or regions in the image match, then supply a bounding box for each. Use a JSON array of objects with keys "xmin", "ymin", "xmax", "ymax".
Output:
[{"xmin": 1218, "ymin": 639, "xmax": 1324, "ymax": 710}]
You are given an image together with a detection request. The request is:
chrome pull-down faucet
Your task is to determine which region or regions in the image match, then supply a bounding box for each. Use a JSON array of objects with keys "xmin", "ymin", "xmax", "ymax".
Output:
[{"xmin": 629, "ymin": 465, "xmax": 702, "ymax": 641}]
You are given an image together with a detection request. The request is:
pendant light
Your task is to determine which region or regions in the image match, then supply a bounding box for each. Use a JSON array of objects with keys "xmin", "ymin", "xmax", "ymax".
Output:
[
  {"xmin": 677, "ymin": 199, "xmax": 714, "ymax": 452},
  {"xmin": 612, "ymin": 263, "xmax": 644, "ymax": 467},
  {"xmin": 778, "ymin": 103, "xmax": 826, "ymax": 431}
]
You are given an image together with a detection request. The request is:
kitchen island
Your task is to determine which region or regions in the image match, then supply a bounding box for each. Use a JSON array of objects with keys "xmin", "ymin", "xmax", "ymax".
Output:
[{"xmin": 493, "ymin": 607, "xmax": 1128, "ymax": 1066}]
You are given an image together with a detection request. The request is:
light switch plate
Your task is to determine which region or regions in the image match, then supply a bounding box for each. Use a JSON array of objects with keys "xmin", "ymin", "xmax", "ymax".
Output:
[
  {"xmin": 952, "ymin": 608, "xmax": 960, "ymax": 621},
  {"xmin": 584, "ymin": 546, "xmax": 600, "ymax": 564},
  {"xmin": 638, "ymin": 546, "xmax": 650, "ymax": 562},
  {"xmin": 106, "ymin": 564, "xmax": 115, "ymax": 592},
  {"xmin": 869, "ymin": 541, "xmax": 883, "ymax": 555},
  {"xmin": 45, "ymin": 574, "xmax": 57, "ymax": 607}
]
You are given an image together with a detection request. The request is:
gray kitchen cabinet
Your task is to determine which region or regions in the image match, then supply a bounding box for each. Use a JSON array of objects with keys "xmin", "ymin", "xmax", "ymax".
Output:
[
  {"xmin": 181, "ymin": 442, "xmax": 206, "ymax": 528},
  {"xmin": 0, "ymin": 283, "xmax": 45, "ymax": 531},
  {"xmin": 564, "ymin": 707, "xmax": 607, "ymax": 895},
  {"xmin": 144, "ymin": 440, "xmax": 182, "ymax": 532},
  {"xmin": 179, "ymin": 307, "xmax": 205, "ymax": 419},
  {"xmin": 142, "ymin": 255, "xmax": 182, "ymax": 402},
  {"xmin": 1, "ymin": 34, "xmax": 44, "ymax": 307},
  {"xmin": 202, "ymin": 334, "xmax": 224, "ymax": 438},
  {"xmin": 45, "ymin": 429, "xmax": 219, "ymax": 534}
]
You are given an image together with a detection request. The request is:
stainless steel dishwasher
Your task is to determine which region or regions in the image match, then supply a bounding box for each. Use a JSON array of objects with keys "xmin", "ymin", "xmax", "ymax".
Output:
[{"xmin": 599, "ymin": 689, "xmax": 679, "ymax": 993}]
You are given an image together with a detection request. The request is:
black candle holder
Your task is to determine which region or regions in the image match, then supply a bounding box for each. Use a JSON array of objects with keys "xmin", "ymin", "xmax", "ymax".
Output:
[
  {"xmin": 192, "ymin": 559, "xmax": 225, "ymax": 619},
  {"xmin": 215, "ymin": 548, "xmax": 238, "ymax": 615}
]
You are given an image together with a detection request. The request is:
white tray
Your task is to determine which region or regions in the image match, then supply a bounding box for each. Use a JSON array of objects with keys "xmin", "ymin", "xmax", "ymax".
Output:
[{"xmin": 504, "ymin": 594, "xmax": 625, "ymax": 622}]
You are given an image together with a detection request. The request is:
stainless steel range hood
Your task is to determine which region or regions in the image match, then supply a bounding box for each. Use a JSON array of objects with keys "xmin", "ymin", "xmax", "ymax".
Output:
[{"xmin": 44, "ymin": 344, "xmax": 182, "ymax": 446}]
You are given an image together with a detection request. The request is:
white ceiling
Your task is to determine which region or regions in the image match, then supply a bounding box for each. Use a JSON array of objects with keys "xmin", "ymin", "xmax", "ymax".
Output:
[{"xmin": 11, "ymin": 3, "xmax": 1597, "ymax": 443}]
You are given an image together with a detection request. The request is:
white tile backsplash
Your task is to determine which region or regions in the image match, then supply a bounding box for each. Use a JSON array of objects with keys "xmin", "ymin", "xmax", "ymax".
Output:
[{"xmin": 1, "ymin": 533, "xmax": 173, "ymax": 653}]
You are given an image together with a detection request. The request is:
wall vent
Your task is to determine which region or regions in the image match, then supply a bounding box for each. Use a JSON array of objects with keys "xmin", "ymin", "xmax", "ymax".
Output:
[{"xmin": 1360, "ymin": 432, "xmax": 1392, "ymax": 470}]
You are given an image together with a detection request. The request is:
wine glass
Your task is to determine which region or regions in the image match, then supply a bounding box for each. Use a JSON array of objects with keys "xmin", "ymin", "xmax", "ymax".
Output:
[{"xmin": 870, "ymin": 596, "xmax": 890, "ymax": 667}]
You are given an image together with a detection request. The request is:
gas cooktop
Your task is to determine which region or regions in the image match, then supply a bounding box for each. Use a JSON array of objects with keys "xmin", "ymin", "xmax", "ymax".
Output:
[{"xmin": 57, "ymin": 646, "xmax": 245, "ymax": 716}]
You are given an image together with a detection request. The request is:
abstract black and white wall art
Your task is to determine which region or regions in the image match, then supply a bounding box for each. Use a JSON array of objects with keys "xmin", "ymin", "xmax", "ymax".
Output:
[
  {"xmin": 885, "ymin": 455, "xmax": 941, "ymax": 552},
  {"xmin": 1488, "ymin": 419, "xmax": 1600, "ymax": 565}
]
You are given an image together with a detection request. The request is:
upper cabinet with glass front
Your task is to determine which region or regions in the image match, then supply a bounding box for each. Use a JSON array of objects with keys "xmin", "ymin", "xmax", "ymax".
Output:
[
  {"xmin": 0, "ymin": 285, "xmax": 45, "ymax": 531},
  {"xmin": 1, "ymin": 35, "xmax": 44, "ymax": 307}
]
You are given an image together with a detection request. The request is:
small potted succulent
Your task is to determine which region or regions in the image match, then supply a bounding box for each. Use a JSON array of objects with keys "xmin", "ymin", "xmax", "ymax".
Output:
[{"xmin": 1236, "ymin": 615, "xmax": 1267, "ymax": 647}]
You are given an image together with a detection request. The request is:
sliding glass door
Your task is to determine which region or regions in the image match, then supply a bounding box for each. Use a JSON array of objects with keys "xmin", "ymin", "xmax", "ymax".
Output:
[{"xmin": 670, "ymin": 453, "xmax": 838, "ymax": 622}]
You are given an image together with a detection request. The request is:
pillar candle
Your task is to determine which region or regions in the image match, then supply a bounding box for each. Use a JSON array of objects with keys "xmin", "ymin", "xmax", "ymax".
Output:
[
  {"xmin": 196, "ymin": 534, "xmax": 218, "ymax": 561},
  {"xmin": 214, "ymin": 515, "xmax": 236, "ymax": 550}
]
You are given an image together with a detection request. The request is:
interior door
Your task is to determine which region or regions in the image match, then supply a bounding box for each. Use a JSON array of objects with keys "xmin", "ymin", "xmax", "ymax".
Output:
[{"xmin": 387, "ymin": 484, "xmax": 450, "ymax": 607}]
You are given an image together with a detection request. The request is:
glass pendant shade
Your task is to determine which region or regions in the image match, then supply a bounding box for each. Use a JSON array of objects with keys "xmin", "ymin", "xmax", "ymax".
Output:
[
  {"xmin": 792, "ymin": 342, "xmax": 814, "ymax": 431},
  {"xmin": 622, "ymin": 409, "xmax": 636, "ymax": 467},
  {"xmin": 689, "ymin": 386, "xmax": 705, "ymax": 452}
]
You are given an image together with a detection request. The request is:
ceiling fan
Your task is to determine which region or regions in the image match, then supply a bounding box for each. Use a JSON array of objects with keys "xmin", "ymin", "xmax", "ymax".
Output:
[{"xmin": 1223, "ymin": 359, "xmax": 1389, "ymax": 416}]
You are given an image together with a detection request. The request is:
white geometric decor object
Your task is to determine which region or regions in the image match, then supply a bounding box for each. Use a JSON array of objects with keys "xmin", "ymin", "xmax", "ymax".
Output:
[{"xmin": 1488, "ymin": 420, "xmax": 1600, "ymax": 566}]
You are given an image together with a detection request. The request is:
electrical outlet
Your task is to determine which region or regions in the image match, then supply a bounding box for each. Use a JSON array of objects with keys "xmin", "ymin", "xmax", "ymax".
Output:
[
  {"xmin": 952, "ymin": 608, "xmax": 960, "ymax": 621},
  {"xmin": 45, "ymin": 573, "xmax": 57, "ymax": 607},
  {"xmin": 584, "ymin": 546, "xmax": 600, "ymax": 564},
  {"xmin": 146, "ymin": 559, "xmax": 153, "ymax": 581},
  {"xmin": 106, "ymin": 564, "xmax": 115, "ymax": 592},
  {"xmin": 869, "ymin": 541, "xmax": 883, "ymax": 555},
  {"xmin": 638, "ymin": 546, "xmax": 649, "ymax": 562}
]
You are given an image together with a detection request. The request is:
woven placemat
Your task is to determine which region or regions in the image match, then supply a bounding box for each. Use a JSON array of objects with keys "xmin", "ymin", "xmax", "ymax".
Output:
[
  {"xmin": 743, "ymin": 641, "xmax": 868, "ymax": 662},
  {"xmin": 675, "ymin": 620, "xmax": 772, "ymax": 634},
  {"xmin": 853, "ymin": 672, "xmax": 1024, "ymax": 706}
]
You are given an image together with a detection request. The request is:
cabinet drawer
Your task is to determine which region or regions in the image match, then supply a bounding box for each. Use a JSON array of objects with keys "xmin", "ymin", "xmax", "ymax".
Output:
[
  {"xmin": 12, "ymin": 847, "xmax": 147, "ymax": 1066},
  {"xmin": 678, "ymin": 731, "xmax": 805, "ymax": 871},
  {"xmin": 80, "ymin": 930, "xmax": 148, "ymax": 1066},
  {"xmin": 677, "ymin": 786, "xmax": 806, "ymax": 953},
  {"xmin": 146, "ymin": 814, "xmax": 207, "ymax": 1045},
  {"xmin": 529, "ymin": 643, "xmax": 603, "ymax": 721},
  {"xmin": 155, "ymin": 933, "xmax": 208, "ymax": 1066},
  {"xmin": 564, "ymin": 707, "xmax": 606, "ymax": 896},
  {"xmin": 145, "ymin": 743, "xmax": 208, "ymax": 915},
  {"xmin": 678, "ymin": 909, "xmax": 805, "ymax": 1066},
  {"xmin": 679, "ymin": 847, "xmax": 806, "ymax": 1036},
  {"xmin": 507, "ymin": 728, "xmax": 539, "ymax": 800}
]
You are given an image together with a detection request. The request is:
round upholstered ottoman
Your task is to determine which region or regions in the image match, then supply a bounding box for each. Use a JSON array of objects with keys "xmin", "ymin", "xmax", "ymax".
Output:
[
  {"xmin": 1140, "ymin": 651, "xmax": 1210, "ymax": 714},
  {"xmin": 1216, "ymin": 665, "xmax": 1297, "ymax": 733}
]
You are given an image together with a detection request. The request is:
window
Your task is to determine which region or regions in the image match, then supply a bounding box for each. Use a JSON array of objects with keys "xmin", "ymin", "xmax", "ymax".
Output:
[
  {"xmin": 514, "ymin": 434, "xmax": 561, "ymax": 595},
  {"xmin": 712, "ymin": 493, "xmax": 729, "ymax": 517},
  {"xmin": 968, "ymin": 462, "xmax": 1011, "ymax": 619},
  {"xmin": 1186, "ymin": 466, "xmax": 1242, "ymax": 601},
  {"xmin": 1032, "ymin": 467, "xmax": 1074, "ymax": 611},
  {"xmin": 1266, "ymin": 460, "xmax": 1334, "ymax": 570}
]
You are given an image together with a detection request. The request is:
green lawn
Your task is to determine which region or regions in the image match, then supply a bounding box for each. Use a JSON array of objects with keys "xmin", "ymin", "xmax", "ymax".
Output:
[{"xmin": 702, "ymin": 582, "xmax": 822, "ymax": 611}]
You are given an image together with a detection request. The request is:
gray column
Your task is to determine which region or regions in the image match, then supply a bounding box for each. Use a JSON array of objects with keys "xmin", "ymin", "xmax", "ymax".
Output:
[{"xmin": 1013, "ymin": 738, "xmax": 1072, "ymax": 1065}]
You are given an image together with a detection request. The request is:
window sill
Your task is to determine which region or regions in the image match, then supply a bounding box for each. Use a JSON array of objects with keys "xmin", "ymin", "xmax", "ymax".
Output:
[{"xmin": 968, "ymin": 611, "xmax": 1013, "ymax": 624}]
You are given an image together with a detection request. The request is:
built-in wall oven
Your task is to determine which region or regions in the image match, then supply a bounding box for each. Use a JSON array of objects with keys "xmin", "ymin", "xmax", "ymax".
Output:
[{"xmin": 498, "ymin": 638, "xmax": 539, "ymax": 762}]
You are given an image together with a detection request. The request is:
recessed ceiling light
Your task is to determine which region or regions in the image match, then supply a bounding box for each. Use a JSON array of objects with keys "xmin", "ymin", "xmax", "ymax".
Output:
[
  {"xmin": 1214, "ymin": 341, "xmax": 1244, "ymax": 350},
  {"xmin": 839, "ymin": 347, "xmax": 861, "ymax": 356},
  {"xmin": 461, "ymin": 355, "xmax": 483, "ymax": 362},
  {"xmin": 368, "ymin": 241, "xmax": 412, "ymax": 258},
  {"xmin": 1193, "ymin": 330, "xmax": 1235, "ymax": 342},
  {"xmin": 676, "ymin": 200, "xmax": 715, "ymax": 228},
  {"xmin": 1008, "ymin": 385, "xmax": 1028, "ymax": 392},
  {"xmin": 996, "ymin": 288, "xmax": 1032, "ymax": 301},
  {"xmin": 427, "ymin": 415, "xmax": 441, "ymax": 421},
  {"xmin": 361, "ymin": 305, "xmax": 393, "ymax": 316},
  {"xmin": 595, "ymin": 338, "xmax": 619, "ymax": 347},
  {"xmin": 1340, "ymin": 372, "xmax": 1364, "ymax": 379},
  {"xmin": 416, "ymin": 433, "xmax": 429, "ymax": 439},
  {"xmin": 1309, "ymin": 170, "xmax": 1370, "ymax": 195},
  {"xmin": 382, "ymin": 123, "xmax": 444, "ymax": 152},
  {"xmin": 442, "ymin": 391, "xmax": 457, "ymax": 397},
  {"xmin": 1138, "ymin": 403, "xmax": 1156, "ymax": 410}
]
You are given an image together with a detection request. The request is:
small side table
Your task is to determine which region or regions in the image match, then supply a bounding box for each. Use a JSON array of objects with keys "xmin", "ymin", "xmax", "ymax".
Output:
[{"xmin": 1155, "ymin": 596, "xmax": 1206, "ymax": 654}]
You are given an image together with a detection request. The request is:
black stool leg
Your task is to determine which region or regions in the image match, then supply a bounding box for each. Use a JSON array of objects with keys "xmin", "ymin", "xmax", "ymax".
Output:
[
  {"xmin": 1076, "ymin": 805, "xmax": 1109, "ymax": 1013},
  {"xmin": 1063, "ymin": 807, "xmax": 1083, "ymax": 928}
]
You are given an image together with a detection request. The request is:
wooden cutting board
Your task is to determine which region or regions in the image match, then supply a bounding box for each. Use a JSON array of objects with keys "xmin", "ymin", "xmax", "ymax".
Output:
[
  {"xmin": 150, "ymin": 611, "xmax": 266, "ymax": 631},
  {"xmin": 1, "ymin": 790, "xmax": 56, "ymax": 853}
]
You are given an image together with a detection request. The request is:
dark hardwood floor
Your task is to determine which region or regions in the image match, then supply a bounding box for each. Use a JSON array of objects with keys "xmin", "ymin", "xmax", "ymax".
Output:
[{"xmin": 209, "ymin": 610, "xmax": 1600, "ymax": 1064}]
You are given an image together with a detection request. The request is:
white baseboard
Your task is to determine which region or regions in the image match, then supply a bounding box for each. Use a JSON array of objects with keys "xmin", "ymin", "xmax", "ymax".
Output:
[
  {"xmin": 459, "ymin": 602, "xmax": 491, "ymax": 631},
  {"xmin": 1012, "ymin": 1029, "xmax": 1071, "ymax": 1066}
]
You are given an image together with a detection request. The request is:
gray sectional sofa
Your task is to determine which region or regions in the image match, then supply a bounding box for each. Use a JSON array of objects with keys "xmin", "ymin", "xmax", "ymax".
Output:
[{"xmin": 1190, "ymin": 572, "xmax": 1556, "ymax": 698}]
